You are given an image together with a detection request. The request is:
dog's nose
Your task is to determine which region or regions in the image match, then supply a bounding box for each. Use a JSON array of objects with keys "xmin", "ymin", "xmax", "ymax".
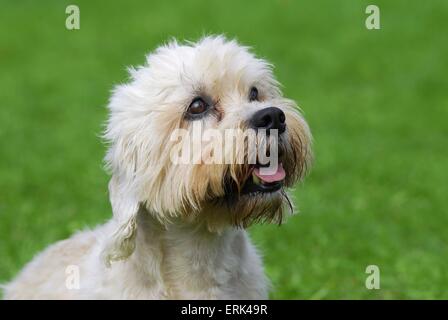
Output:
[{"xmin": 250, "ymin": 107, "xmax": 286, "ymax": 134}]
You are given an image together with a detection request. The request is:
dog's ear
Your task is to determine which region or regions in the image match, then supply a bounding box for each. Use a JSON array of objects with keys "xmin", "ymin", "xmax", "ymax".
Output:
[
  {"xmin": 102, "ymin": 175, "xmax": 140, "ymax": 266},
  {"xmin": 101, "ymin": 82, "xmax": 145, "ymax": 266}
]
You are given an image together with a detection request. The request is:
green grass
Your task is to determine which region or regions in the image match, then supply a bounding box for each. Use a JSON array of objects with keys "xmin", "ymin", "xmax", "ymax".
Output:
[{"xmin": 1, "ymin": 0, "xmax": 447, "ymax": 299}]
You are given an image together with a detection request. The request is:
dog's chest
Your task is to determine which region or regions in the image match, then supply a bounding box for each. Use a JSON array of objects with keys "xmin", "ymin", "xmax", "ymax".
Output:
[
  {"xmin": 120, "ymin": 222, "xmax": 267, "ymax": 299},
  {"xmin": 145, "ymin": 227, "xmax": 264, "ymax": 299}
]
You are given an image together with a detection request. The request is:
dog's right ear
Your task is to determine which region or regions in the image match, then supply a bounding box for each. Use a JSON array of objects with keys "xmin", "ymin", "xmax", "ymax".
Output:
[
  {"xmin": 101, "ymin": 81, "xmax": 145, "ymax": 266},
  {"xmin": 102, "ymin": 175, "xmax": 140, "ymax": 267}
]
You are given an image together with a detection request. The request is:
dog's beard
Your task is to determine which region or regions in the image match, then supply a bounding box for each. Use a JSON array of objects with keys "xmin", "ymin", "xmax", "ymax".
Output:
[
  {"xmin": 205, "ymin": 135, "xmax": 306, "ymax": 228},
  {"xmin": 217, "ymin": 186, "xmax": 292, "ymax": 228}
]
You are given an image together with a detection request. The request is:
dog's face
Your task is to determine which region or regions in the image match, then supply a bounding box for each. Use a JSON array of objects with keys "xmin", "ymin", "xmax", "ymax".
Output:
[{"xmin": 103, "ymin": 36, "xmax": 312, "ymax": 262}]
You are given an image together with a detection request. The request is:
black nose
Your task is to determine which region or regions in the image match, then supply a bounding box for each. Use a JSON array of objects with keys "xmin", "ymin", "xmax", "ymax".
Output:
[{"xmin": 250, "ymin": 107, "xmax": 286, "ymax": 134}]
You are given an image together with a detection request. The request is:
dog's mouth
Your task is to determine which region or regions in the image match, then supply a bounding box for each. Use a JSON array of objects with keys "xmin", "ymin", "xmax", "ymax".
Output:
[
  {"xmin": 240, "ymin": 162, "xmax": 285, "ymax": 195},
  {"xmin": 220, "ymin": 145, "xmax": 291, "ymax": 201}
]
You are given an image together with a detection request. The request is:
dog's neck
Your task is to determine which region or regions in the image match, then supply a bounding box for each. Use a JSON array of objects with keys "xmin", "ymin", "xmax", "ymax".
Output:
[{"xmin": 129, "ymin": 208, "xmax": 245, "ymax": 298}]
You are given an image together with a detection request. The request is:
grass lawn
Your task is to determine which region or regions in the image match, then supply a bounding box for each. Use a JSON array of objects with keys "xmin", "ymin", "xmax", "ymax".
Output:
[{"xmin": 1, "ymin": 0, "xmax": 447, "ymax": 299}]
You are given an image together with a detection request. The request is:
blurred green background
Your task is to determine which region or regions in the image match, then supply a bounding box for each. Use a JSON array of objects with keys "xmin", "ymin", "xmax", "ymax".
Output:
[{"xmin": 1, "ymin": 0, "xmax": 447, "ymax": 299}]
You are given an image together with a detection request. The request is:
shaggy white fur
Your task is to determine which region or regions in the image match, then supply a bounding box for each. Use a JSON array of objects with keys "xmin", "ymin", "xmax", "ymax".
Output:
[{"xmin": 4, "ymin": 36, "xmax": 312, "ymax": 299}]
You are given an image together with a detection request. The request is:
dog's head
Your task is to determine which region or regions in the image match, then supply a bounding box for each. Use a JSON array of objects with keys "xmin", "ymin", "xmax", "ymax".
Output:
[{"xmin": 102, "ymin": 36, "xmax": 312, "ymax": 264}]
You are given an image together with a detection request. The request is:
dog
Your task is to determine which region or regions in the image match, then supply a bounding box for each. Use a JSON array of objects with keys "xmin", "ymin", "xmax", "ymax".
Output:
[{"xmin": 4, "ymin": 35, "xmax": 312, "ymax": 299}]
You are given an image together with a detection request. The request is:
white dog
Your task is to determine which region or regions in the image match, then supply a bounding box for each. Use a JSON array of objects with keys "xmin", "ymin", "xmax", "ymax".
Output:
[{"xmin": 4, "ymin": 36, "xmax": 312, "ymax": 299}]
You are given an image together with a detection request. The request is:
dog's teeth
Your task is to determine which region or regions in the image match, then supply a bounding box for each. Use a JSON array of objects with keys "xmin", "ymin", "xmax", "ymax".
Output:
[{"xmin": 252, "ymin": 173, "xmax": 261, "ymax": 185}]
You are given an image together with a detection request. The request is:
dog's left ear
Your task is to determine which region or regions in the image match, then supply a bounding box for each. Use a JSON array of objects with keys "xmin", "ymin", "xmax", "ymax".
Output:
[{"xmin": 102, "ymin": 175, "xmax": 140, "ymax": 266}]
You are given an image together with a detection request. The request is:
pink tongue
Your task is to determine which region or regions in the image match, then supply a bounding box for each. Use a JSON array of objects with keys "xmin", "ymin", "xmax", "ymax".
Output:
[{"xmin": 253, "ymin": 163, "xmax": 286, "ymax": 183}]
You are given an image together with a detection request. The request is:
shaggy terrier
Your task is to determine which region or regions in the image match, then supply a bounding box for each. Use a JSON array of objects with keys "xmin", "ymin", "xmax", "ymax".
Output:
[{"xmin": 4, "ymin": 36, "xmax": 312, "ymax": 299}]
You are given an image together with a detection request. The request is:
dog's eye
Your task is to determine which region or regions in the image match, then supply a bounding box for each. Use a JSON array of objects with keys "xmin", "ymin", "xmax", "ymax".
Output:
[
  {"xmin": 188, "ymin": 97, "xmax": 209, "ymax": 115},
  {"xmin": 249, "ymin": 87, "xmax": 259, "ymax": 102}
]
